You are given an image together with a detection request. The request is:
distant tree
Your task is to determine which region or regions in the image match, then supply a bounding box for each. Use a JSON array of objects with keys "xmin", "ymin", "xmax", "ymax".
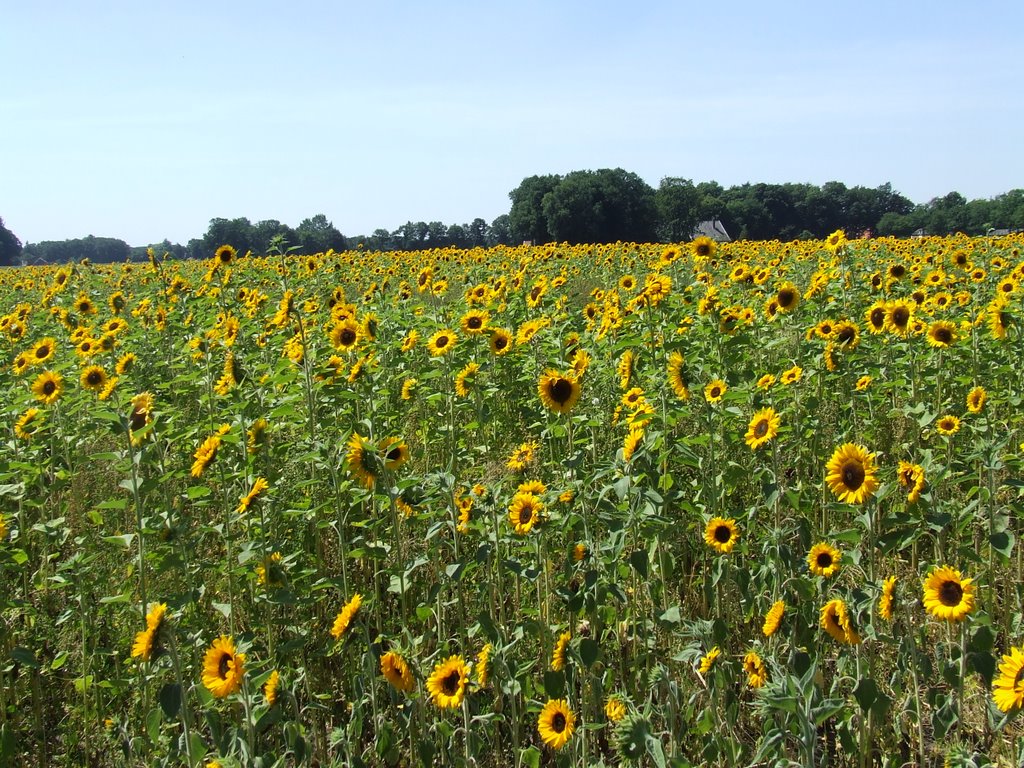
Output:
[
  {"xmin": 446, "ymin": 224, "xmax": 468, "ymax": 249},
  {"xmin": 467, "ymin": 218, "xmax": 489, "ymax": 247},
  {"xmin": 0, "ymin": 217, "xmax": 23, "ymax": 266},
  {"xmin": 508, "ymin": 174, "xmax": 561, "ymax": 243},
  {"xmin": 487, "ymin": 215, "xmax": 513, "ymax": 246},
  {"xmin": 295, "ymin": 214, "xmax": 346, "ymax": 254},
  {"xmin": 201, "ymin": 217, "xmax": 254, "ymax": 256},
  {"xmin": 426, "ymin": 221, "xmax": 448, "ymax": 247},
  {"xmin": 541, "ymin": 169, "xmax": 657, "ymax": 244},
  {"xmin": 655, "ymin": 177, "xmax": 702, "ymax": 242},
  {"xmin": 252, "ymin": 220, "xmax": 297, "ymax": 254}
]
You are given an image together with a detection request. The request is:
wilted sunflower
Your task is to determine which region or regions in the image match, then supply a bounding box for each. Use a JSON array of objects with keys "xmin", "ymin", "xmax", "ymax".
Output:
[
  {"xmin": 820, "ymin": 599, "xmax": 861, "ymax": 645},
  {"xmin": 427, "ymin": 329, "xmax": 457, "ymax": 356},
  {"xmin": 966, "ymin": 386, "xmax": 987, "ymax": 414},
  {"xmin": 808, "ymin": 542, "xmax": 842, "ymax": 578},
  {"xmin": 923, "ymin": 565, "xmax": 975, "ymax": 622},
  {"xmin": 330, "ymin": 593, "xmax": 363, "ymax": 640},
  {"xmin": 825, "ymin": 443, "xmax": 879, "ymax": 504},
  {"xmin": 14, "ymin": 408, "xmax": 42, "ymax": 440},
  {"xmin": 897, "ymin": 460, "xmax": 926, "ymax": 503},
  {"xmin": 744, "ymin": 651, "xmax": 767, "ymax": 688},
  {"xmin": 762, "ymin": 600, "xmax": 785, "ymax": 637},
  {"xmin": 201, "ymin": 635, "xmax": 246, "ymax": 698},
  {"xmin": 381, "ymin": 650, "xmax": 415, "ymax": 693},
  {"xmin": 935, "ymin": 415, "xmax": 960, "ymax": 436},
  {"xmin": 80, "ymin": 365, "xmax": 108, "ymax": 392},
  {"xmin": 537, "ymin": 369, "xmax": 581, "ymax": 414},
  {"xmin": 551, "ymin": 631, "xmax": 571, "ymax": 672},
  {"xmin": 508, "ymin": 493, "xmax": 543, "ymax": 535},
  {"xmin": 704, "ymin": 517, "xmax": 739, "ymax": 554},
  {"xmin": 427, "ymin": 655, "xmax": 470, "ymax": 709},
  {"xmin": 879, "ymin": 576, "xmax": 897, "ymax": 621},
  {"xmin": 927, "ymin": 320, "xmax": 957, "ymax": 349},
  {"xmin": 666, "ymin": 351, "xmax": 690, "ymax": 401},
  {"xmin": 537, "ymin": 698, "xmax": 576, "ymax": 750},
  {"xmin": 992, "ymin": 647, "xmax": 1024, "ymax": 713},
  {"xmin": 704, "ymin": 378, "xmax": 727, "ymax": 404},
  {"xmin": 744, "ymin": 407, "xmax": 779, "ymax": 450},
  {"xmin": 31, "ymin": 370, "xmax": 63, "ymax": 405}
]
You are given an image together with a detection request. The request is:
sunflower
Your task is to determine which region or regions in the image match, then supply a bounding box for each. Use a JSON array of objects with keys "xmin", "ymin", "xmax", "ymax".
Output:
[
  {"xmin": 923, "ymin": 565, "xmax": 976, "ymax": 622},
  {"xmin": 454, "ymin": 361, "xmax": 479, "ymax": 397},
  {"xmin": 31, "ymin": 370, "xmax": 63, "ymax": 405},
  {"xmin": 460, "ymin": 309, "xmax": 489, "ymax": 335},
  {"xmin": 691, "ymin": 236, "xmax": 716, "ymax": 260},
  {"xmin": 248, "ymin": 418, "xmax": 269, "ymax": 453},
  {"xmin": 427, "ymin": 329, "xmax": 457, "ymax": 356},
  {"xmin": 897, "ymin": 461, "xmax": 926, "ymax": 504},
  {"xmin": 775, "ymin": 282, "xmax": 800, "ymax": 313},
  {"xmin": 489, "ymin": 328, "xmax": 512, "ymax": 355},
  {"xmin": 380, "ymin": 437, "xmax": 409, "ymax": 471},
  {"xmin": 757, "ymin": 373, "xmax": 776, "ymax": 390},
  {"xmin": 762, "ymin": 600, "xmax": 785, "ymax": 637},
  {"xmin": 988, "ymin": 301, "xmax": 1011, "ymax": 340},
  {"xmin": 879, "ymin": 576, "xmax": 897, "ymax": 622},
  {"xmin": 935, "ymin": 415, "xmax": 960, "ymax": 436},
  {"xmin": 475, "ymin": 643, "xmax": 493, "ymax": 687},
  {"xmin": 698, "ymin": 646, "xmax": 721, "ymax": 674},
  {"xmin": 14, "ymin": 408, "xmax": 42, "ymax": 440},
  {"xmin": 191, "ymin": 428, "xmax": 225, "ymax": 478},
  {"xmin": 129, "ymin": 391, "xmax": 154, "ymax": 434},
  {"xmin": 605, "ymin": 695, "xmax": 627, "ymax": 722},
  {"xmin": 551, "ymin": 631, "xmax": 571, "ymax": 672},
  {"xmin": 508, "ymin": 493, "xmax": 543, "ymax": 535},
  {"xmin": 256, "ymin": 552, "xmax": 285, "ymax": 587},
  {"xmin": 201, "ymin": 635, "xmax": 246, "ymax": 698},
  {"xmin": 381, "ymin": 650, "xmax": 415, "ymax": 693},
  {"xmin": 744, "ymin": 651, "xmax": 767, "ymax": 688},
  {"xmin": 864, "ymin": 302, "xmax": 888, "ymax": 334},
  {"xmin": 833, "ymin": 320, "xmax": 860, "ymax": 349},
  {"xmin": 80, "ymin": 365, "xmax": 108, "ymax": 392},
  {"xmin": 426, "ymin": 655, "xmax": 470, "ymax": 709},
  {"xmin": 131, "ymin": 603, "xmax": 168, "ymax": 662},
  {"xmin": 346, "ymin": 432, "xmax": 379, "ymax": 488},
  {"xmin": 825, "ymin": 443, "xmax": 879, "ymax": 504},
  {"xmin": 704, "ymin": 517, "xmax": 739, "ymax": 554},
  {"xmin": 537, "ymin": 699, "xmax": 576, "ymax": 750},
  {"xmin": 30, "ymin": 337, "xmax": 56, "ymax": 365},
  {"xmin": 993, "ymin": 647, "xmax": 1024, "ymax": 713},
  {"xmin": 884, "ymin": 300, "xmax": 914, "ymax": 336},
  {"xmin": 537, "ymin": 369, "xmax": 581, "ymax": 414},
  {"xmin": 262, "ymin": 670, "xmax": 280, "ymax": 705},
  {"xmin": 622, "ymin": 423, "xmax": 644, "ymax": 462},
  {"xmin": 330, "ymin": 593, "xmax": 363, "ymax": 640},
  {"xmin": 780, "ymin": 365, "xmax": 802, "ymax": 386},
  {"xmin": 744, "ymin": 408, "xmax": 779, "ymax": 450},
  {"xmin": 704, "ymin": 378, "xmax": 727, "ymax": 404},
  {"xmin": 666, "ymin": 351, "xmax": 690, "ymax": 401},
  {"xmin": 820, "ymin": 599, "xmax": 861, "ymax": 645},
  {"xmin": 807, "ymin": 542, "xmax": 842, "ymax": 578},
  {"xmin": 330, "ymin": 319, "xmax": 360, "ymax": 351},
  {"xmin": 927, "ymin": 320, "xmax": 957, "ymax": 349},
  {"xmin": 506, "ymin": 441, "xmax": 538, "ymax": 471},
  {"xmin": 237, "ymin": 477, "xmax": 269, "ymax": 514},
  {"xmin": 966, "ymin": 386, "xmax": 987, "ymax": 414},
  {"xmin": 617, "ymin": 350, "xmax": 634, "ymax": 389},
  {"xmin": 214, "ymin": 244, "xmax": 236, "ymax": 266},
  {"xmin": 116, "ymin": 352, "xmax": 137, "ymax": 375}
]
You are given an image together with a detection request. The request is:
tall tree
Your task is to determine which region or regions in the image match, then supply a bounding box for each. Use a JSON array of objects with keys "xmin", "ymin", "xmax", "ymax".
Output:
[
  {"xmin": 295, "ymin": 214, "xmax": 346, "ymax": 254},
  {"xmin": 541, "ymin": 169, "xmax": 657, "ymax": 244},
  {"xmin": 508, "ymin": 174, "xmax": 561, "ymax": 244},
  {"xmin": 655, "ymin": 178, "xmax": 701, "ymax": 242},
  {"xmin": 0, "ymin": 217, "xmax": 22, "ymax": 266}
]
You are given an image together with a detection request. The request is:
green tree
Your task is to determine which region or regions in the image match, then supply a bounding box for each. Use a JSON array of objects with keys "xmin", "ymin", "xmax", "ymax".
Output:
[
  {"xmin": 295, "ymin": 214, "xmax": 346, "ymax": 254},
  {"xmin": 508, "ymin": 174, "xmax": 561, "ymax": 243},
  {"xmin": 655, "ymin": 177, "xmax": 701, "ymax": 241},
  {"xmin": 0, "ymin": 217, "xmax": 23, "ymax": 266},
  {"xmin": 541, "ymin": 168, "xmax": 657, "ymax": 244}
]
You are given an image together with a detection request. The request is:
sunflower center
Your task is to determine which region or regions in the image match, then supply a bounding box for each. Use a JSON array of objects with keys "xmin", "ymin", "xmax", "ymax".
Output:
[
  {"xmin": 696, "ymin": 244, "xmax": 711, "ymax": 257},
  {"xmin": 754, "ymin": 420, "xmax": 769, "ymax": 438},
  {"xmin": 435, "ymin": 335, "xmax": 449, "ymax": 348},
  {"xmin": 816, "ymin": 553, "xmax": 833, "ymax": 569},
  {"xmin": 519, "ymin": 506, "xmax": 533, "ymax": 525},
  {"xmin": 551, "ymin": 712, "xmax": 566, "ymax": 732},
  {"xmin": 386, "ymin": 446, "xmax": 402, "ymax": 460},
  {"xmin": 549, "ymin": 378, "xmax": 573, "ymax": 405},
  {"xmin": 939, "ymin": 580, "xmax": 963, "ymax": 607},
  {"xmin": 43, "ymin": 381, "xmax": 56, "ymax": 395},
  {"xmin": 495, "ymin": 336, "xmax": 508, "ymax": 349},
  {"xmin": 340, "ymin": 329, "xmax": 356, "ymax": 345},
  {"xmin": 218, "ymin": 653, "xmax": 232, "ymax": 679},
  {"xmin": 934, "ymin": 328, "xmax": 952, "ymax": 344},
  {"xmin": 441, "ymin": 670, "xmax": 460, "ymax": 695},
  {"xmin": 870, "ymin": 309, "xmax": 885, "ymax": 327},
  {"xmin": 468, "ymin": 317, "xmax": 482, "ymax": 329},
  {"xmin": 710, "ymin": 386, "xmax": 721, "ymax": 399},
  {"xmin": 778, "ymin": 289, "xmax": 795, "ymax": 308},
  {"xmin": 892, "ymin": 307, "xmax": 909, "ymax": 327},
  {"xmin": 837, "ymin": 327, "xmax": 855, "ymax": 345},
  {"xmin": 714, "ymin": 525, "xmax": 732, "ymax": 543},
  {"xmin": 36, "ymin": 346, "xmax": 50, "ymax": 358},
  {"xmin": 87, "ymin": 371, "xmax": 102, "ymax": 386},
  {"xmin": 841, "ymin": 461, "xmax": 865, "ymax": 490}
]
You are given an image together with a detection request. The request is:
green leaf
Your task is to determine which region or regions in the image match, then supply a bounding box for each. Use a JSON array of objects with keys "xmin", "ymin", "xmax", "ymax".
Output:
[
  {"xmin": 212, "ymin": 602, "xmax": 232, "ymax": 619},
  {"xmin": 657, "ymin": 606, "xmax": 681, "ymax": 626},
  {"xmin": 628, "ymin": 549, "xmax": 648, "ymax": 579},
  {"xmin": 521, "ymin": 746, "xmax": 541, "ymax": 768},
  {"xmin": 159, "ymin": 683, "xmax": 182, "ymax": 718},
  {"xmin": 579, "ymin": 638, "xmax": 600, "ymax": 667},
  {"xmin": 102, "ymin": 534, "xmax": 136, "ymax": 549},
  {"xmin": 990, "ymin": 530, "xmax": 1015, "ymax": 558},
  {"xmin": 853, "ymin": 678, "xmax": 878, "ymax": 712},
  {"xmin": 11, "ymin": 647, "xmax": 39, "ymax": 669}
]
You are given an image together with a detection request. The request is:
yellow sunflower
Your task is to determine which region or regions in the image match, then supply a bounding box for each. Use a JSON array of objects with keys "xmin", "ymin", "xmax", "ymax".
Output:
[
  {"xmin": 30, "ymin": 337, "xmax": 57, "ymax": 365},
  {"xmin": 698, "ymin": 646, "xmax": 721, "ymax": 674},
  {"xmin": 537, "ymin": 370, "xmax": 581, "ymax": 414},
  {"xmin": 820, "ymin": 599, "xmax": 861, "ymax": 645},
  {"xmin": 704, "ymin": 378, "xmax": 727, "ymax": 404},
  {"xmin": 551, "ymin": 631, "xmax": 571, "ymax": 672},
  {"xmin": 744, "ymin": 407, "xmax": 779, "ymax": 450},
  {"xmin": 605, "ymin": 695, "xmax": 627, "ymax": 722},
  {"xmin": 381, "ymin": 651, "xmax": 415, "ymax": 693},
  {"xmin": 807, "ymin": 542, "xmax": 842, "ymax": 578},
  {"xmin": 897, "ymin": 460, "xmax": 926, "ymax": 504},
  {"xmin": 762, "ymin": 600, "xmax": 785, "ymax": 637},
  {"xmin": 427, "ymin": 329, "xmax": 457, "ymax": 356},
  {"xmin": 130, "ymin": 603, "xmax": 168, "ymax": 662},
  {"xmin": 666, "ymin": 351, "xmax": 690, "ymax": 401},
  {"xmin": 80, "ymin": 365, "xmax": 108, "ymax": 392},
  {"xmin": 825, "ymin": 443, "xmax": 879, "ymax": 504},
  {"xmin": 922, "ymin": 565, "xmax": 975, "ymax": 622},
  {"xmin": 263, "ymin": 670, "xmax": 280, "ymax": 706},
  {"xmin": 14, "ymin": 408, "xmax": 42, "ymax": 440},
  {"xmin": 993, "ymin": 646, "xmax": 1024, "ymax": 713},
  {"xmin": 537, "ymin": 699, "xmax": 576, "ymax": 750},
  {"xmin": 426, "ymin": 655, "xmax": 470, "ymax": 709},
  {"xmin": 330, "ymin": 319, "xmax": 360, "ymax": 351},
  {"xmin": 380, "ymin": 437, "xmax": 409, "ymax": 471},
  {"xmin": 926, "ymin": 320, "xmax": 957, "ymax": 349},
  {"xmin": 489, "ymin": 328, "xmax": 512, "ymax": 355},
  {"xmin": 508, "ymin": 493, "xmax": 543, "ymax": 535},
  {"xmin": 346, "ymin": 432, "xmax": 379, "ymax": 488},
  {"xmin": 744, "ymin": 651, "xmax": 767, "ymax": 688},
  {"xmin": 879, "ymin": 576, "xmax": 897, "ymax": 622},
  {"xmin": 201, "ymin": 635, "xmax": 246, "ymax": 698},
  {"xmin": 460, "ymin": 309, "xmax": 489, "ymax": 335},
  {"xmin": 330, "ymin": 593, "xmax": 363, "ymax": 640},
  {"xmin": 506, "ymin": 441, "xmax": 538, "ymax": 471},
  {"xmin": 31, "ymin": 370, "xmax": 63, "ymax": 405},
  {"xmin": 935, "ymin": 415, "xmax": 960, "ymax": 436},
  {"xmin": 966, "ymin": 386, "xmax": 987, "ymax": 414},
  {"xmin": 704, "ymin": 517, "xmax": 739, "ymax": 554}
]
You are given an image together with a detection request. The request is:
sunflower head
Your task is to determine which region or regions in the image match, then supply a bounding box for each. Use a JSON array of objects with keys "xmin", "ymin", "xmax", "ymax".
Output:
[
  {"xmin": 825, "ymin": 443, "xmax": 879, "ymax": 504},
  {"xmin": 923, "ymin": 565, "xmax": 976, "ymax": 622},
  {"xmin": 201, "ymin": 635, "xmax": 246, "ymax": 698},
  {"xmin": 427, "ymin": 655, "xmax": 470, "ymax": 709},
  {"xmin": 538, "ymin": 370, "xmax": 581, "ymax": 414},
  {"xmin": 808, "ymin": 542, "xmax": 842, "ymax": 578},
  {"xmin": 704, "ymin": 517, "xmax": 740, "ymax": 554},
  {"xmin": 744, "ymin": 407, "xmax": 779, "ymax": 450},
  {"xmin": 538, "ymin": 698, "xmax": 576, "ymax": 750}
]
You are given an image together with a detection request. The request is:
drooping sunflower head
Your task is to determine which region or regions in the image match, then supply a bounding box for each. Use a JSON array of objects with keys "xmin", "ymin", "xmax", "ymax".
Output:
[
  {"xmin": 820, "ymin": 599, "xmax": 861, "ymax": 645},
  {"xmin": 380, "ymin": 437, "xmax": 409, "ymax": 471},
  {"xmin": 825, "ymin": 443, "xmax": 879, "ymax": 504},
  {"xmin": 380, "ymin": 650, "xmax": 415, "ymax": 693},
  {"xmin": 704, "ymin": 517, "xmax": 739, "ymax": 554},
  {"xmin": 537, "ymin": 370, "xmax": 581, "ymax": 414},
  {"xmin": 922, "ymin": 565, "xmax": 976, "ymax": 622},
  {"xmin": 807, "ymin": 542, "xmax": 842, "ymax": 578}
]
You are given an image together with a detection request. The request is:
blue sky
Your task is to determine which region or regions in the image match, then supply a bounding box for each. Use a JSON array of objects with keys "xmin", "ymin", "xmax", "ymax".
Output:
[{"xmin": 2, "ymin": 1, "xmax": 1021, "ymax": 246}]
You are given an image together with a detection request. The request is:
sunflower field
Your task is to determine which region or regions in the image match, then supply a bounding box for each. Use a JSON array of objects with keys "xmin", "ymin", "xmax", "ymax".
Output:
[{"xmin": 1, "ymin": 232, "xmax": 1024, "ymax": 767}]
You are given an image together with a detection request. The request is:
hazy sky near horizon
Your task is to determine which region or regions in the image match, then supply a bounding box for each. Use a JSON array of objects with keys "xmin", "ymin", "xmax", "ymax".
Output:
[{"xmin": 2, "ymin": 1, "xmax": 1022, "ymax": 246}]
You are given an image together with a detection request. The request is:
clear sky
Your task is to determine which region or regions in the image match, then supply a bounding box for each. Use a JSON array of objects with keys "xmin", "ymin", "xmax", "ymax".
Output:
[{"xmin": 2, "ymin": 1, "xmax": 1022, "ymax": 246}]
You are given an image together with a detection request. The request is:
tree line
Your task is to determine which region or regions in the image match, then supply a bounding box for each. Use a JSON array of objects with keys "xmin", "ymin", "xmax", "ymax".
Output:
[{"xmin": 3, "ymin": 173, "xmax": 1023, "ymax": 265}]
